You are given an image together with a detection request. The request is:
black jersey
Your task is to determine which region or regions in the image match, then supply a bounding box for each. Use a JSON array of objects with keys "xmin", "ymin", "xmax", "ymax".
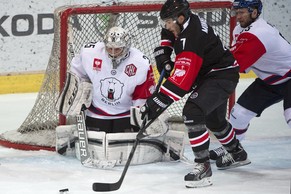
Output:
[{"xmin": 160, "ymin": 14, "xmax": 238, "ymax": 101}]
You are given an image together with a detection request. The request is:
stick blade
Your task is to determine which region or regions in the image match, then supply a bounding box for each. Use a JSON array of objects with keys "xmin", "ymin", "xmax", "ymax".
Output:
[{"xmin": 92, "ymin": 182, "xmax": 121, "ymax": 192}]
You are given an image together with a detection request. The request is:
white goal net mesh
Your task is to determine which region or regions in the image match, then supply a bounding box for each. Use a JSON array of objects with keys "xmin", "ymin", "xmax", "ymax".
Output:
[{"xmin": 0, "ymin": 1, "xmax": 235, "ymax": 150}]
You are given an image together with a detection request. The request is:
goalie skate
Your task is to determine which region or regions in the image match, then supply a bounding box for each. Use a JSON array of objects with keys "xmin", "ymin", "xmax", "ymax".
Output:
[
  {"xmin": 216, "ymin": 143, "xmax": 251, "ymax": 170},
  {"xmin": 184, "ymin": 161, "xmax": 213, "ymax": 188}
]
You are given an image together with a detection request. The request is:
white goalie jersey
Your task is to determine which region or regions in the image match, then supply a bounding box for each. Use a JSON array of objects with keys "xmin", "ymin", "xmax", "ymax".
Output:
[{"xmin": 70, "ymin": 42, "xmax": 156, "ymax": 119}]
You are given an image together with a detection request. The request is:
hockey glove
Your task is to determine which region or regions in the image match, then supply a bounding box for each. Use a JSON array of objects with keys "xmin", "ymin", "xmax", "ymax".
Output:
[
  {"xmin": 153, "ymin": 46, "xmax": 174, "ymax": 78},
  {"xmin": 161, "ymin": 28, "xmax": 175, "ymax": 44},
  {"xmin": 140, "ymin": 92, "xmax": 173, "ymax": 120}
]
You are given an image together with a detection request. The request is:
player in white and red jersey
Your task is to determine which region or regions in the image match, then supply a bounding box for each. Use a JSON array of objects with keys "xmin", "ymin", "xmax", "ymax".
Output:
[
  {"xmin": 210, "ymin": 0, "xmax": 291, "ymax": 161},
  {"xmin": 140, "ymin": 0, "xmax": 250, "ymax": 188},
  {"xmin": 70, "ymin": 26, "xmax": 155, "ymax": 133}
]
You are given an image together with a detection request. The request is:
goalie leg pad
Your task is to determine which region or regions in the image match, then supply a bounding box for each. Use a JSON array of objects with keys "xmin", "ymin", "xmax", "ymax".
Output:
[
  {"xmin": 160, "ymin": 129, "xmax": 186, "ymax": 161},
  {"xmin": 105, "ymin": 132, "xmax": 163, "ymax": 165},
  {"xmin": 75, "ymin": 131, "xmax": 106, "ymax": 161},
  {"xmin": 72, "ymin": 128, "xmax": 186, "ymax": 167},
  {"xmin": 75, "ymin": 131, "xmax": 117, "ymax": 168},
  {"xmin": 75, "ymin": 131, "xmax": 169, "ymax": 166},
  {"xmin": 57, "ymin": 121, "xmax": 186, "ymax": 167},
  {"xmin": 56, "ymin": 125, "xmax": 77, "ymax": 156}
]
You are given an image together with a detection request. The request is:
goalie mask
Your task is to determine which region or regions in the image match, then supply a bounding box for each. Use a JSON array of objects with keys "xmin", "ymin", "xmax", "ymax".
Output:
[{"xmin": 104, "ymin": 26, "xmax": 132, "ymax": 69}]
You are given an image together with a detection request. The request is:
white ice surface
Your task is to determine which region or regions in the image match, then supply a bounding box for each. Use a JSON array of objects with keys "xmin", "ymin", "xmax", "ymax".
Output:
[{"xmin": 0, "ymin": 78, "xmax": 291, "ymax": 194}]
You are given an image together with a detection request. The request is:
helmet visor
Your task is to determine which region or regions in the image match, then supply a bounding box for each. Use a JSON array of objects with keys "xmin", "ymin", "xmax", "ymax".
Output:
[{"xmin": 159, "ymin": 18, "xmax": 176, "ymax": 29}]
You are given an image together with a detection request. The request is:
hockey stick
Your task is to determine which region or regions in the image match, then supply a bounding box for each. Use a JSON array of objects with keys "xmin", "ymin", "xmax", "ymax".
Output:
[
  {"xmin": 92, "ymin": 70, "xmax": 167, "ymax": 192},
  {"xmin": 76, "ymin": 106, "xmax": 91, "ymax": 165}
]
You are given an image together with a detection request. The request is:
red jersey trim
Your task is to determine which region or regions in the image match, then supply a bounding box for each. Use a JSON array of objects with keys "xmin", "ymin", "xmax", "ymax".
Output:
[{"xmin": 160, "ymin": 40, "xmax": 173, "ymax": 48}]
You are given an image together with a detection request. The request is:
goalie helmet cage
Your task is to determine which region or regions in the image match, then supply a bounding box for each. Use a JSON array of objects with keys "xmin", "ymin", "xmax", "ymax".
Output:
[{"xmin": 0, "ymin": 1, "xmax": 236, "ymax": 151}]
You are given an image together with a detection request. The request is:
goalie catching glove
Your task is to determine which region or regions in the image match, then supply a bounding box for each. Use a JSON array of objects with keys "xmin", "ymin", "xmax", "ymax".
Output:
[
  {"xmin": 140, "ymin": 92, "xmax": 173, "ymax": 121},
  {"xmin": 55, "ymin": 71, "xmax": 93, "ymax": 116},
  {"xmin": 153, "ymin": 46, "xmax": 174, "ymax": 78}
]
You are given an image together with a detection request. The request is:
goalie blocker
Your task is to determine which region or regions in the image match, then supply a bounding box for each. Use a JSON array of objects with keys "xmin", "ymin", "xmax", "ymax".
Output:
[{"xmin": 55, "ymin": 71, "xmax": 93, "ymax": 116}]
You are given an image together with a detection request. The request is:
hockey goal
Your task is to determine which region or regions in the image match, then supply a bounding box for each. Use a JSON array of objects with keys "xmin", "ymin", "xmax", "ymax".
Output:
[{"xmin": 0, "ymin": 1, "xmax": 236, "ymax": 151}]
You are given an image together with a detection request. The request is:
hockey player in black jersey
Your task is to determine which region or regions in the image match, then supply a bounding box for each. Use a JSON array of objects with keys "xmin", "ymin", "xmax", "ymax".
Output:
[{"xmin": 140, "ymin": 0, "xmax": 251, "ymax": 188}]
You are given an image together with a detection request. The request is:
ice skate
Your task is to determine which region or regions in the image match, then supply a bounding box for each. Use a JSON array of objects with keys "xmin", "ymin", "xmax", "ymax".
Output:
[
  {"xmin": 216, "ymin": 143, "xmax": 251, "ymax": 170},
  {"xmin": 210, "ymin": 146, "xmax": 227, "ymax": 160},
  {"xmin": 184, "ymin": 161, "xmax": 213, "ymax": 188}
]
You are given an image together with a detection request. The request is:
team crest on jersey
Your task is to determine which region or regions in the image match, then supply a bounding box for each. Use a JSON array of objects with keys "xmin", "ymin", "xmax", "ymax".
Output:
[
  {"xmin": 170, "ymin": 57, "xmax": 190, "ymax": 85},
  {"xmin": 100, "ymin": 77, "xmax": 124, "ymax": 103},
  {"xmin": 93, "ymin": 58, "xmax": 102, "ymax": 71},
  {"xmin": 171, "ymin": 65, "xmax": 188, "ymax": 84},
  {"xmin": 124, "ymin": 64, "xmax": 137, "ymax": 77}
]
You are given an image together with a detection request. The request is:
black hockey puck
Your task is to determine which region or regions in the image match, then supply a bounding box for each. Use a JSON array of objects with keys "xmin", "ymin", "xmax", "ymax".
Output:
[{"xmin": 59, "ymin": 188, "xmax": 69, "ymax": 193}]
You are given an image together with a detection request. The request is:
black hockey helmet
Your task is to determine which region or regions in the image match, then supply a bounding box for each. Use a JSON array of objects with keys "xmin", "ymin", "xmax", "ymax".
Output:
[{"xmin": 160, "ymin": 0, "xmax": 191, "ymax": 20}]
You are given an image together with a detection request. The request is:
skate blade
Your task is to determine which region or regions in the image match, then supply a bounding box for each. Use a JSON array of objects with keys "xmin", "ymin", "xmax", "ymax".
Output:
[
  {"xmin": 217, "ymin": 159, "xmax": 251, "ymax": 170},
  {"xmin": 185, "ymin": 177, "xmax": 213, "ymax": 188}
]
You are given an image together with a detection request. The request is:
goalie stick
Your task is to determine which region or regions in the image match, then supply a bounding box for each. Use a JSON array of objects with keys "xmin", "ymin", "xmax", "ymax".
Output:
[
  {"xmin": 76, "ymin": 107, "xmax": 118, "ymax": 169},
  {"xmin": 76, "ymin": 106, "xmax": 91, "ymax": 165},
  {"xmin": 92, "ymin": 69, "xmax": 167, "ymax": 192}
]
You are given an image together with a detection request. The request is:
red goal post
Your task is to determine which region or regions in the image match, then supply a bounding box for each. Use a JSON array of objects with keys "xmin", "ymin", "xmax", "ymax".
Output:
[{"xmin": 0, "ymin": 1, "xmax": 236, "ymax": 151}]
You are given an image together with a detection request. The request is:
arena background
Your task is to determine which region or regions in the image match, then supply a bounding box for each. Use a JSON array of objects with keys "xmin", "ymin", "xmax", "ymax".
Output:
[{"xmin": 0, "ymin": 0, "xmax": 290, "ymax": 94}]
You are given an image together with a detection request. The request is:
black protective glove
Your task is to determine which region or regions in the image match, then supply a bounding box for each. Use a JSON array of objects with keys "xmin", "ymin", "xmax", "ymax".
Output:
[
  {"xmin": 153, "ymin": 46, "xmax": 174, "ymax": 78},
  {"xmin": 161, "ymin": 28, "xmax": 175, "ymax": 43},
  {"xmin": 140, "ymin": 92, "xmax": 173, "ymax": 120}
]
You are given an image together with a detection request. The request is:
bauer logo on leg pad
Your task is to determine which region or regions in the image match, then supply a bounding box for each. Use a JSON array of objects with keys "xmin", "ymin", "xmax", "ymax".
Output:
[{"xmin": 76, "ymin": 114, "xmax": 89, "ymax": 158}]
